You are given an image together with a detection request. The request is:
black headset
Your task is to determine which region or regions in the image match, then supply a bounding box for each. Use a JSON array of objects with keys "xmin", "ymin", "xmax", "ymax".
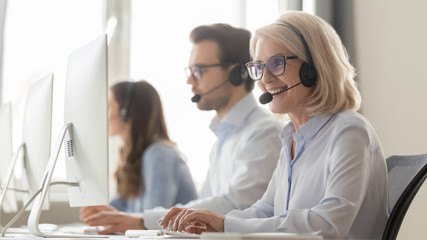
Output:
[
  {"xmin": 277, "ymin": 22, "xmax": 318, "ymax": 87},
  {"xmin": 119, "ymin": 82, "xmax": 136, "ymax": 122},
  {"xmin": 228, "ymin": 63, "xmax": 250, "ymax": 86}
]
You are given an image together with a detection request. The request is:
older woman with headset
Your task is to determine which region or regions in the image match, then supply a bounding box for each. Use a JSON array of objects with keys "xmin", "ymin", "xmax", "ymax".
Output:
[
  {"xmin": 159, "ymin": 11, "xmax": 388, "ymax": 239},
  {"xmin": 80, "ymin": 80, "xmax": 197, "ymax": 225}
]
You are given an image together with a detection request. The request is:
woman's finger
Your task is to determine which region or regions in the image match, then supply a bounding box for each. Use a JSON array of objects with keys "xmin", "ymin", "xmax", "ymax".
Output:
[
  {"xmin": 172, "ymin": 208, "xmax": 193, "ymax": 231},
  {"xmin": 179, "ymin": 210, "xmax": 225, "ymax": 232},
  {"xmin": 185, "ymin": 223, "xmax": 207, "ymax": 234},
  {"xmin": 158, "ymin": 207, "xmax": 184, "ymax": 228}
]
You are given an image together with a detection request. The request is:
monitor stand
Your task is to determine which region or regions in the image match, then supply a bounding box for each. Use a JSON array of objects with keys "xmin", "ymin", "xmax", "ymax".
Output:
[
  {"xmin": 27, "ymin": 123, "xmax": 106, "ymax": 238},
  {"xmin": 0, "ymin": 144, "xmax": 23, "ymax": 229}
]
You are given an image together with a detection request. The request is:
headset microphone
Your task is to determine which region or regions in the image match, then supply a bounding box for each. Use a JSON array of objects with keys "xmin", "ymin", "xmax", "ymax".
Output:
[
  {"xmin": 259, "ymin": 92, "xmax": 273, "ymax": 105},
  {"xmin": 190, "ymin": 80, "xmax": 229, "ymax": 103},
  {"xmin": 191, "ymin": 94, "xmax": 201, "ymax": 103},
  {"xmin": 259, "ymin": 82, "xmax": 302, "ymax": 104}
]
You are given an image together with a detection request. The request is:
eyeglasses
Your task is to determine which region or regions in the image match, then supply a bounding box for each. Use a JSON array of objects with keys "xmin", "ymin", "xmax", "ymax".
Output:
[
  {"xmin": 185, "ymin": 63, "xmax": 227, "ymax": 81},
  {"xmin": 245, "ymin": 55, "xmax": 298, "ymax": 81}
]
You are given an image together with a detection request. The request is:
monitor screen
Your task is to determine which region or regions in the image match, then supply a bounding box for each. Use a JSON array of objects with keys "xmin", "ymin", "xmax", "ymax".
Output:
[
  {"xmin": 21, "ymin": 74, "xmax": 53, "ymax": 202},
  {"xmin": 27, "ymin": 35, "xmax": 109, "ymax": 237},
  {"xmin": 0, "ymin": 102, "xmax": 18, "ymax": 213},
  {"xmin": 63, "ymin": 34, "xmax": 109, "ymax": 207}
]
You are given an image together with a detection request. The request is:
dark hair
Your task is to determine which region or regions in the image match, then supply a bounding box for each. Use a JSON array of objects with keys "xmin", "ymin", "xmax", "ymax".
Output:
[
  {"xmin": 190, "ymin": 23, "xmax": 254, "ymax": 92},
  {"xmin": 112, "ymin": 80, "xmax": 172, "ymax": 198}
]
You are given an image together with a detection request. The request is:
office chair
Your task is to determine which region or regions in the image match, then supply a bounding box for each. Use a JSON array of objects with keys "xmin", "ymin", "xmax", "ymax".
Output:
[{"xmin": 382, "ymin": 153, "xmax": 427, "ymax": 240}]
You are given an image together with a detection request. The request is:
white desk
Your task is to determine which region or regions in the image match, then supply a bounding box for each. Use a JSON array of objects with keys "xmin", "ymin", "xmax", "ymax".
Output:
[
  {"xmin": 0, "ymin": 235, "xmax": 323, "ymax": 240},
  {"xmin": 0, "ymin": 234, "xmax": 127, "ymax": 240},
  {"xmin": 0, "ymin": 228, "xmax": 323, "ymax": 240}
]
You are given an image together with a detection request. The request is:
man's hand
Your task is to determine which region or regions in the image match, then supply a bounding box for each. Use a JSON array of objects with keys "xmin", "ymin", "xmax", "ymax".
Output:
[
  {"xmin": 83, "ymin": 210, "xmax": 146, "ymax": 234},
  {"xmin": 79, "ymin": 205, "xmax": 117, "ymax": 221}
]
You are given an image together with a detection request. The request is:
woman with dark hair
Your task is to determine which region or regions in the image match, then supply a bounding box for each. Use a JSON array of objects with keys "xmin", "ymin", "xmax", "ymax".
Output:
[{"xmin": 81, "ymin": 80, "xmax": 197, "ymax": 221}]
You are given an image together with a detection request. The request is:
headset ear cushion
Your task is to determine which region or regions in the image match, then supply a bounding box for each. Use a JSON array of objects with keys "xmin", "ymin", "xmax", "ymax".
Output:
[
  {"xmin": 119, "ymin": 82, "xmax": 136, "ymax": 122},
  {"xmin": 119, "ymin": 108, "xmax": 128, "ymax": 122},
  {"xmin": 299, "ymin": 62, "xmax": 317, "ymax": 87},
  {"xmin": 229, "ymin": 65, "xmax": 244, "ymax": 86}
]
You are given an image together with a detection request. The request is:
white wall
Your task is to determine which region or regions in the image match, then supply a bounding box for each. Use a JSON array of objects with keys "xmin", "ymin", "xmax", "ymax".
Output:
[
  {"xmin": 354, "ymin": 0, "xmax": 427, "ymax": 157},
  {"xmin": 353, "ymin": 1, "xmax": 427, "ymax": 239}
]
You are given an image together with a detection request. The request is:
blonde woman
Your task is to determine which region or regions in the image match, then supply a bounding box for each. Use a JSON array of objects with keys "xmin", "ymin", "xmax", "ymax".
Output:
[{"xmin": 160, "ymin": 11, "xmax": 388, "ymax": 239}]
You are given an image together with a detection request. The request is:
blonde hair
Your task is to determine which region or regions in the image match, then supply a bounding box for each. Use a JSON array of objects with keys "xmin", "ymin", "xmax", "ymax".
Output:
[{"xmin": 250, "ymin": 11, "xmax": 361, "ymax": 116}]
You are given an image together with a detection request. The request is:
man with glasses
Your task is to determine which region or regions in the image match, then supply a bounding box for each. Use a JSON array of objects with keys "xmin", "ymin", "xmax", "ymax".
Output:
[{"xmin": 80, "ymin": 23, "xmax": 282, "ymax": 234}]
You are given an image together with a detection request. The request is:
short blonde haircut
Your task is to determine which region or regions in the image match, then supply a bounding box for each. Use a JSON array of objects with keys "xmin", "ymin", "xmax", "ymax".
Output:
[{"xmin": 250, "ymin": 11, "xmax": 361, "ymax": 116}]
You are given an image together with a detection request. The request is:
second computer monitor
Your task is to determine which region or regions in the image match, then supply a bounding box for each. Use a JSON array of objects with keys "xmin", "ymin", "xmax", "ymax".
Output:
[{"xmin": 21, "ymin": 74, "xmax": 53, "ymax": 202}]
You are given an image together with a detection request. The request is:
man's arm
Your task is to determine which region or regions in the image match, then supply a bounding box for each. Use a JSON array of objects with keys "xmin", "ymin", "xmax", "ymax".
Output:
[{"xmin": 144, "ymin": 118, "xmax": 282, "ymax": 229}]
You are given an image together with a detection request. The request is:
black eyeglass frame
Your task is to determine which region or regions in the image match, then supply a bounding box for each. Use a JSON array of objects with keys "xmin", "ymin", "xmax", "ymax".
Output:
[
  {"xmin": 185, "ymin": 63, "xmax": 230, "ymax": 81},
  {"xmin": 245, "ymin": 55, "xmax": 298, "ymax": 81}
]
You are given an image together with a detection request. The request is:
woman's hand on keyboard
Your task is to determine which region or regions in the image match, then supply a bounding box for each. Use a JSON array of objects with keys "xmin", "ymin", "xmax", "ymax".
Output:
[{"xmin": 158, "ymin": 207, "xmax": 225, "ymax": 234}]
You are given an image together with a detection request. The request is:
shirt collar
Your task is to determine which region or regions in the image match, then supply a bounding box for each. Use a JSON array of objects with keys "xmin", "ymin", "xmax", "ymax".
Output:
[
  {"xmin": 210, "ymin": 93, "xmax": 258, "ymax": 132},
  {"xmin": 280, "ymin": 114, "xmax": 334, "ymax": 141}
]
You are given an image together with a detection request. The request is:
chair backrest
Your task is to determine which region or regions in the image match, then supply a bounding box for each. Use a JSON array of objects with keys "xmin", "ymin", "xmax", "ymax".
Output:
[{"xmin": 382, "ymin": 153, "xmax": 427, "ymax": 240}]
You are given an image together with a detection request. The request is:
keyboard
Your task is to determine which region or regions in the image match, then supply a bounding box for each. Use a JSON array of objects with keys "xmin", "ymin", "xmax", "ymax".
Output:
[
  {"xmin": 125, "ymin": 230, "xmax": 200, "ymax": 238},
  {"xmin": 59, "ymin": 225, "xmax": 105, "ymax": 235},
  {"xmin": 125, "ymin": 230, "xmax": 324, "ymax": 239},
  {"xmin": 201, "ymin": 232, "xmax": 323, "ymax": 239}
]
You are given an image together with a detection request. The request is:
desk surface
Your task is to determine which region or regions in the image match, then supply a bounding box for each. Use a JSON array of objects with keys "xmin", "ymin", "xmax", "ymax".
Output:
[
  {"xmin": 0, "ymin": 227, "xmax": 323, "ymax": 240},
  {"xmin": 1, "ymin": 234, "xmax": 323, "ymax": 240},
  {"xmin": 1, "ymin": 232, "xmax": 125, "ymax": 240}
]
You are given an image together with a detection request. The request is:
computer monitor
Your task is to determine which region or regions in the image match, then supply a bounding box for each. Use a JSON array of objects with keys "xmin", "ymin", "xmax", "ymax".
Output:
[
  {"xmin": 0, "ymin": 74, "xmax": 53, "ymax": 234},
  {"xmin": 21, "ymin": 74, "xmax": 53, "ymax": 204},
  {"xmin": 0, "ymin": 102, "xmax": 18, "ymax": 214},
  {"xmin": 63, "ymin": 34, "xmax": 109, "ymax": 207},
  {"xmin": 27, "ymin": 34, "xmax": 109, "ymax": 238}
]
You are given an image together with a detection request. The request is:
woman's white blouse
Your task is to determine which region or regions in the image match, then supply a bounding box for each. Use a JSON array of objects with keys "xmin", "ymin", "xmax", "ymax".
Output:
[{"xmin": 225, "ymin": 110, "xmax": 388, "ymax": 240}]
